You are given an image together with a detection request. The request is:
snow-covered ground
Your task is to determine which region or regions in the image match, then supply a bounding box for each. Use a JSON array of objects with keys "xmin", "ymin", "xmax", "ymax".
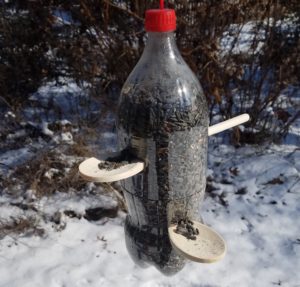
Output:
[
  {"xmin": 0, "ymin": 80, "xmax": 299, "ymax": 287},
  {"xmin": 0, "ymin": 140, "xmax": 299, "ymax": 287}
]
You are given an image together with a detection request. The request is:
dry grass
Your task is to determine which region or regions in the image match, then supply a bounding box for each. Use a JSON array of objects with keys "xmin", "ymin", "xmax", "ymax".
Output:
[
  {"xmin": 0, "ymin": 217, "xmax": 45, "ymax": 239},
  {"xmin": 2, "ymin": 146, "xmax": 87, "ymax": 198},
  {"xmin": 66, "ymin": 137, "xmax": 92, "ymax": 157}
]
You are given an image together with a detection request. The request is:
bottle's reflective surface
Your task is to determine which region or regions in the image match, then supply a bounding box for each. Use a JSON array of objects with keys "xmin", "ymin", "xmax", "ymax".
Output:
[{"xmin": 117, "ymin": 32, "xmax": 209, "ymax": 275}]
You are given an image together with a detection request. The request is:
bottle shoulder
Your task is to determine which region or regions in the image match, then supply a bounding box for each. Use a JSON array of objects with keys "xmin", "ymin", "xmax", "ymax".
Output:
[
  {"xmin": 121, "ymin": 56, "xmax": 207, "ymax": 108},
  {"xmin": 125, "ymin": 50, "xmax": 200, "ymax": 86}
]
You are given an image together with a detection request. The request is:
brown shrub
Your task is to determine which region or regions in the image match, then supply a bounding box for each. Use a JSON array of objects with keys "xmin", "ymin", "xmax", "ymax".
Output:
[{"xmin": 0, "ymin": 0, "xmax": 299, "ymax": 143}]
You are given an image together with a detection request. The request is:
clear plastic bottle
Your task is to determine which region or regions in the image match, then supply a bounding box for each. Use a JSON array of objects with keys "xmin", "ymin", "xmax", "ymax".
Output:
[{"xmin": 117, "ymin": 3, "xmax": 209, "ymax": 275}]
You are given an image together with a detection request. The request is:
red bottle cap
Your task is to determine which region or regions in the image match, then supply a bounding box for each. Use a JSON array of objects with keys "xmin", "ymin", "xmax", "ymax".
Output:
[{"xmin": 145, "ymin": 1, "xmax": 176, "ymax": 32}]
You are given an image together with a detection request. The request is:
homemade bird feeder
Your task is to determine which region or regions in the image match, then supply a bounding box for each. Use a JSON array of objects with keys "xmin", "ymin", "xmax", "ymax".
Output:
[{"xmin": 79, "ymin": 1, "xmax": 249, "ymax": 275}]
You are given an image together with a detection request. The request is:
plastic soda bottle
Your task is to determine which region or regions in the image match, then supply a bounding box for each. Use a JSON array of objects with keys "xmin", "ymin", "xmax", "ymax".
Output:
[{"xmin": 117, "ymin": 1, "xmax": 209, "ymax": 275}]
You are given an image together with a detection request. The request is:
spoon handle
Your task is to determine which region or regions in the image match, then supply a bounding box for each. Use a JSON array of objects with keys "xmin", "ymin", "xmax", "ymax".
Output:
[{"xmin": 208, "ymin": 113, "xmax": 250, "ymax": 136}]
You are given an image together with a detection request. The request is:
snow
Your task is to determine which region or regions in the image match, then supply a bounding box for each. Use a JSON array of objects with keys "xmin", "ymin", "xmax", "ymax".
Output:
[
  {"xmin": 38, "ymin": 190, "xmax": 118, "ymax": 217},
  {"xmin": 0, "ymin": 147, "xmax": 36, "ymax": 175},
  {"xmin": 4, "ymin": 111, "xmax": 16, "ymax": 118},
  {"xmin": 220, "ymin": 16, "xmax": 299, "ymax": 57},
  {"xmin": 53, "ymin": 132, "xmax": 74, "ymax": 144},
  {"xmin": 25, "ymin": 78, "xmax": 97, "ymax": 124},
  {"xmin": 52, "ymin": 9, "xmax": 74, "ymax": 26},
  {"xmin": 220, "ymin": 21, "xmax": 265, "ymax": 56},
  {"xmin": 41, "ymin": 122, "xmax": 54, "ymax": 137},
  {"xmin": 0, "ymin": 139, "xmax": 299, "ymax": 287}
]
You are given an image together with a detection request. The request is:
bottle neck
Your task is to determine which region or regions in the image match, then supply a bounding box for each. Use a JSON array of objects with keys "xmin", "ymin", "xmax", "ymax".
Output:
[{"xmin": 143, "ymin": 31, "xmax": 179, "ymax": 59}]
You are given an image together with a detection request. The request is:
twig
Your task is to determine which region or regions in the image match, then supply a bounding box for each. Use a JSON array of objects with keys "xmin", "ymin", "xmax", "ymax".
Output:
[
  {"xmin": 0, "ymin": 96, "xmax": 13, "ymax": 110},
  {"xmin": 103, "ymin": 0, "xmax": 144, "ymax": 21}
]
